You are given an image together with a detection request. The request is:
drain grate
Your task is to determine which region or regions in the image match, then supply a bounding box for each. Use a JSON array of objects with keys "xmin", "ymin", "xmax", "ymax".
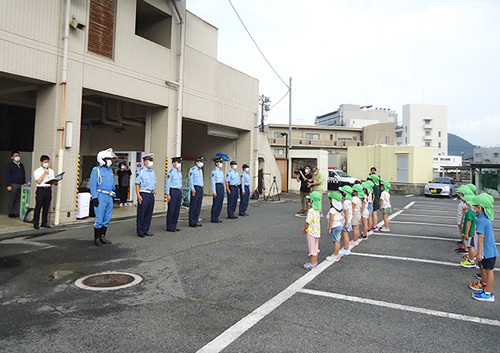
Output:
[{"xmin": 75, "ymin": 271, "xmax": 142, "ymax": 291}]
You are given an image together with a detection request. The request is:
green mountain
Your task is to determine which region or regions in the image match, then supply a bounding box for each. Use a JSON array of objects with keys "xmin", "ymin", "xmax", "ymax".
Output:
[{"xmin": 448, "ymin": 133, "xmax": 476, "ymax": 159}]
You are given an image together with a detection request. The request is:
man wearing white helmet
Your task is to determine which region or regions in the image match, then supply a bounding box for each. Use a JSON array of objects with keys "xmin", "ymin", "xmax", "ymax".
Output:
[{"xmin": 90, "ymin": 148, "xmax": 116, "ymax": 246}]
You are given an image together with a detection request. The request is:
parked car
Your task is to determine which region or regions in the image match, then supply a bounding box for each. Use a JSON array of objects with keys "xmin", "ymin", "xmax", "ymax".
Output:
[
  {"xmin": 327, "ymin": 169, "xmax": 360, "ymax": 190},
  {"xmin": 424, "ymin": 177, "xmax": 458, "ymax": 197}
]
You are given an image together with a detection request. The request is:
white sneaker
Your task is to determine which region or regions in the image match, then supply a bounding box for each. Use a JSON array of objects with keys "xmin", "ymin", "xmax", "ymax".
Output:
[
  {"xmin": 119, "ymin": 203, "xmax": 124, "ymax": 207},
  {"xmin": 380, "ymin": 226, "xmax": 390, "ymax": 232},
  {"xmin": 124, "ymin": 203, "xmax": 129, "ymax": 206},
  {"xmin": 326, "ymin": 254, "xmax": 341, "ymax": 262},
  {"xmin": 343, "ymin": 248, "xmax": 351, "ymax": 256}
]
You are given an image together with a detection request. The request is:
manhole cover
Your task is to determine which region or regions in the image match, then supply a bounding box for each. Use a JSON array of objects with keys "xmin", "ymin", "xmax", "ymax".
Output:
[{"xmin": 75, "ymin": 271, "xmax": 142, "ymax": 291}]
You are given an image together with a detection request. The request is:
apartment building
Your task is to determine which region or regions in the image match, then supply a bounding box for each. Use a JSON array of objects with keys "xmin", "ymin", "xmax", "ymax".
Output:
[
  {"xmin": 315, "ymin": 104, "xmax": 397, "ymax": 128},
  {"xmin": 0, "ymin": 0, "xmax": 262, "ymax": 223}
]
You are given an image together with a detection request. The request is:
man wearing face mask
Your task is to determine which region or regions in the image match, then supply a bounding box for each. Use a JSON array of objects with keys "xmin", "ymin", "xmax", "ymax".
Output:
[
  {"xmin": 90, "ymin": 148, "xmax": 116, "ymax": 246},
  {"xmin": 225, "ymin": 161, "xmax": 240, "ymax": 219},
  {"xmin": 117, "ymin": 162, "xmax": 132, "ymax": 206},
  {"xmin": 165, "ymin": 156, "xmax": 183, "ymax": 232},
  {"xmin": 210, "ymin": 157, "xmax": 225, "ymax": 223},
  {"xmin": 4, "ymin": 151, "xmax": 26, "ymax": 218},
  {"xmin": 239, "ymin": 163, "xmax": 251, "ymax": 216},
  {"xmin": 188, "ymin": 156, "xmax": 205, "ymax": 227},
  {"xmin": 135, "ymin": 154, "xmax": 157, "ymax": 237},
  {"xmin": 32, "ymin": 155, "xmax": 56, "ymax": 229},
  {"xmin": 296, "ymin": 165, "xmax": 312, "ymax": 214}
]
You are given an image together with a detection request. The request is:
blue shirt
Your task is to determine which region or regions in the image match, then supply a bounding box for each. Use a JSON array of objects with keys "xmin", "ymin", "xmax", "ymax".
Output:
[
  {"xmin": 476, "ymin": 212, "xmax": 499, "ymax": 259},
  {"xmin": 189, "ymin": 166, "xmax": 204, "ymax": 190},
  {"xmin": 90, "ymin": 166, "xmax": 115, "ymax": 198},
  {"xmin": 226, "ymin": 169, "xmax": 240, "ymax": 186},
  {"xmin": 240, "ymin": 171, "xmax": 251, "ymax": 188},
  {"xmin": 211, "ymin": 167, "xmax": 224, "ymax": 194},
  {"xmin": 165, "ymin": 168, "xmax": 183, "ymax": 195},
  {"xmin": 135, "ymin": 166, "xmax": 157, "ymax": 191}
]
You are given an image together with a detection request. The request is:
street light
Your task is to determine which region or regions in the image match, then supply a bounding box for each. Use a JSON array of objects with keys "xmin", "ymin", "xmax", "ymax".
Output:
[{"xmin": 280, "ymin": 132, "xmax": 289, "ymax": 192}]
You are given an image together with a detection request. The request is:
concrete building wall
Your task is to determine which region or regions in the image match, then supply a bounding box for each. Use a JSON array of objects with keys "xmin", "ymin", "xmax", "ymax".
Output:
[
  {"xmin": 474, "ymin": 147, "xmax": 500, "ymax": 164},
  {"xmin": 347, "ymin": 145, "xmax": 434, "ymax": 184},
  {"xmin": 186, "ymin": 11, "xmax": 218, "ymax": 59},
  {"xmin": 362, "ymin": 122, "xmax": 396, "ymax": 146}
]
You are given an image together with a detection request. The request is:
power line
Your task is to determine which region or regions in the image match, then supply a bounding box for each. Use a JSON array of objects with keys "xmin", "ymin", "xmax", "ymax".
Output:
[{"xmin": 227, "ymin": 0, "xmax": 289, "ymax": 89}]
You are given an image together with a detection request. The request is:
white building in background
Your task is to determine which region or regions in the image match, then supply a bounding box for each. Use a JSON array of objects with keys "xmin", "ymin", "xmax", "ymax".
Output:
[
  {"xmin": 433, "ymin": 155, "xmax": 462, "ymax": 177},
  {"xmin": 399, "ymin": 104, "xmax": 448, "ymax": 155},
  {"xmin": 315, "ymin": 104, "xmax": 397, "ymax": 128},
  {"xmin": 474, "ymin": 147, "xmax": 500, "ymax": 164}
]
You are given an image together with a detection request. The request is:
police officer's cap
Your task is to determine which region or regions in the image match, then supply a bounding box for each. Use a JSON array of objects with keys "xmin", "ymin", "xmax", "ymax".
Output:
[
  {"xmin": 213, "ymin": 157, "xmax": 223, "ymax": 162},
  {"xmin": 230, "ymin": 160, "xmax": 237, "ymax": 165},
  {"xmin": 172, "ymin": 156, "xmax": 182, "ymax": 163},
  {"xmin": 195, "ymin": 156, "xmax": 205, "ymax": 162},
  {"xmin": 143, "ymin": 153, "xmax": 154, "ymax": 161},
  {"xmin": 242, "ymin": 163, "xmax": 249, "ymax": 168}
]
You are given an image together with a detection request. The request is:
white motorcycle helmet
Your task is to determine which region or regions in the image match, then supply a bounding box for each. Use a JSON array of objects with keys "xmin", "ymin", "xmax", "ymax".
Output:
[{"xmin": 97, "ymin": 148, "xmax": 116, "ymax": 166}]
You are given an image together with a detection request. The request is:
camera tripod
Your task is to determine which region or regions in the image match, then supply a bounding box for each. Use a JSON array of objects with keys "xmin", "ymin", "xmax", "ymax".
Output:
[{"xmin": 265, "ymin": 176, "xmax": 280, "ymax": 201}]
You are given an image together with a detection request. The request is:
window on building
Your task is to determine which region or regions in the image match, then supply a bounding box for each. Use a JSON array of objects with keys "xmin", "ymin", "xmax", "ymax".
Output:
[
  {"xmin": 425, "ymin": 142, "xmax": 430, "ymax": 147},
  {"xmin": 274, "ymin": 132, "xmax": 284, "ymax": 138},
  {"xmin": 396, "ymin": 131, "xmax": 402, "ymax": 137},
  {"xmin": 425, "ymin": 130, "xmax": 431, "ymax": 136},
  {"xmin": 306, "ymin": 133, "xmax": 320, "ymax": 140},
  {"xmin": 405, "ymin": 137, "xmax": 407, "ymax": 144},
  {"xmin": 438, "ymin": 131, "xmax": 441, "ymax": 137},
  {"xmin": 274, "ymin": 149, "xmax": 284, "ymax": 155},
  {"xmin": 438, "ymin": 142, "xmax": 441, "ymax": 148},
  {"xmin": 494, "ymin": 153, "xmax": 499, "ymax": 158},
  {"xmin": 88, "ymin": 0, "xmax": 116, "ymax": 59},
  {"xmin": 424, "ymin": 119, "xmax": 431, "ymax": 125},
  {"xmin": 353, "ymin": 137, "xmax": 357, "ymax": 141},
  {"xmin": 405, "ymin": 126, "xmax": 407, "ymax": 133},
  {"xmin": 135, "ymin": 0, "xmax": 172, "ymax": 48},
  {"xmin": 385, "ymin": 136, "xmax": 390, "ymax": 144},
  {"xmin": 330, "ymin": 134, "xmax": 333, "ymax": 140}
]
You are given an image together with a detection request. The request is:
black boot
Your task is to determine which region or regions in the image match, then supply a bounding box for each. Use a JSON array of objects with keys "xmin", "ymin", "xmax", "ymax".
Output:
[
  {"xmin": 94, "ymin": 228, "xmax": 102, "ymax": 246},
  {"xmin": 100, "ymin": 226, "xmax": 112, "ymax": 245}
]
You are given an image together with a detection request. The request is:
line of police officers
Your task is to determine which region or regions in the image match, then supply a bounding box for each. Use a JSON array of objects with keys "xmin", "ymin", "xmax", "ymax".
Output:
[{"xmin": 90, "ymin": 148, "xmax": 251, "ymax": 246}]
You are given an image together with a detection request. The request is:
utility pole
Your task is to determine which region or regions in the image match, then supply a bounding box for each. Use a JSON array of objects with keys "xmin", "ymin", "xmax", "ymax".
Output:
[{"xmin": 259, "ymin": 95, "xmax": 271, "ymax": 132}]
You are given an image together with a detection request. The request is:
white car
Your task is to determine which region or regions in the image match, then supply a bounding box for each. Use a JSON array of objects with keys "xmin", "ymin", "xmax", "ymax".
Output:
[
  {"xmin": 327, "ymin": 169, "xmax": 360, "ymax": 190},
  {"xmin": 424, "ymin": 177, "xmax": 458, "ymax": 197}
]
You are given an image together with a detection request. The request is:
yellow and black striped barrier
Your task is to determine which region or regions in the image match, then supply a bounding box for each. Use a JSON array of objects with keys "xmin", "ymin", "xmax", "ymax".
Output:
[
  {"xmin": 164, "ymin": 157, "xmax": 168, "ymax": 202},
  {"xmin": 75, "ymin": 153, "xmax": 81, "ymax": 210}
]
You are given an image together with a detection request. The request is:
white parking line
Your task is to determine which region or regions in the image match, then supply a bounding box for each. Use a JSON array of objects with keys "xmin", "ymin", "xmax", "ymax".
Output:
[
  {"xmin": 299, "ymin": 289, "xmax": 500, "ymax": 327},
  {"xmin": 375, "ymin": 232, "xmax": 500, "ymax": 246},
  {"xmin": 350, "ymin": 252, "xmax": 500, "ymax": 272},
  {"xmin": 404, "ymin": 201, "xmax": 415, "ymax": 209},
  {"xmin": 405, "ymin": 194, "xmax": 414, "ymax": 198},
  {"xmin": 391, "ymin": 220, "xmax": 500, "ymax": 232},
  {"xmin": 398, "ymin": 214, "xmax": 456, "ymax": 220}
]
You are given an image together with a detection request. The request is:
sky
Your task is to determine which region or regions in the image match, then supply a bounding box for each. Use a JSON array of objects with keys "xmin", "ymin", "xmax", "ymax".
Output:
[{"xmin": 186, "ymin": 0, "xmax": 500, "ymax": 147}]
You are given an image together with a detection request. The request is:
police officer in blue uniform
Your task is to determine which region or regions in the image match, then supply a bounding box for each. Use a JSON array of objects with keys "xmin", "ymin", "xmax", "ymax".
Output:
[
  {"xmin": 239, "ymin": 163, "xmax": 251, "ymax": 216},
  {"xmin": 90, "ymin": 148, "xmax": 116, "ymax": 246},
  {"xmin": 135, "ymin": 153, "xmax": 157, "ymax": 237},
  {"xmin": 210, "ymin": 157, "xmax": 225, "ymax": 223},
  {"xmin": 225, "ymin": 160, "xmax": 240, "ymax": 219},
  {"xmin": 188, "ymin": 156, "xmax": 204, "ymax": 227},
  {"xmin": 166, "ymin": 156, "xmax": 183, "ymax": 232}
]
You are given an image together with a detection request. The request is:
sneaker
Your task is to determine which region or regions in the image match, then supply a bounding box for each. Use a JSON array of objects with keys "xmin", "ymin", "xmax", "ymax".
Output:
[
  {"xmin": 124, "ymin": 203, "xmax": 129, "ymax": 206},
  {"xmin": 349, "ymin": 240, "xmax": 360, "ymax": 247},
  {"xmin": 472, "ymin": 291, "xmax": 495, "ymax": 302},
  {"xmin": 379, "ymin": 226, "xmax": 390, "ymax": 232},
  {"xmin": 458, "ymin": 244, "xmax": 465, "ymax": 250},
  {"xmin": 372, "ymin": 227, "xmax": 380, "ymax": 233},
  {"xmin": 456, "ymin": 240, "xmax": 463, "ymax": 246},
  {"xmin": 456, "ymin": 248, "xmax": 467, "ymax": 254},
  {"xmin": 303, "ymin": 262, "xmax": 318, "ymax": 270},
  {"xmin": 119, "ymin": 203, "xmax": 124, "ymax": 207},
  {"xmin": 367, "ymin": 230, "xmax": 374, "ymax": 236},
  {"xmin": 461, "ymin": 259, "xmax": 476, "ymax": 268},
  {"xmin": 469, "ymin": 281, "xmax": 486, "ymax": 291},
  {"xmin": 326, "ymin": 254, "xmax": 341, "ymax": 263},
  {"xmin": 475, "ymin": 273, "xmax": 482, "ymax": 280},
  {"xmin": 343, "ymin": 248, "xmax": 351, "ymax": 256}
]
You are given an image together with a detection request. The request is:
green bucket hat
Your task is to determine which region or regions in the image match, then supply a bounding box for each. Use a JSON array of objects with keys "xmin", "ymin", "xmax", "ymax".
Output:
[
  {"xmin": 306, "ymin": 191, "xmax": 322, "ymax": 210},
  {"xmin": 352, "ymin": 184, "xmax": 365, "ymax": 199},
  {"xmin": 362, "ymin": 181, "xmax": 373, "ymax": 193},
  {"xmin": 382, "ymin": 181, "xmax": 391, "ymax": 191},
  {"xmin": 328, "ymin": 192, "xmax": 342, "ymax": 202},
  {"xmin": 471, "ymin": 193, "xmax": 495, "ymax": 220},
  {"xmin": 462, "ymin": 194, "xmax": 474, "ymax": 206},
  {"xmin": 339, "ymin": 185, "xmax": 352, "ymax": 200},
  {"xmin": 367, "ymin": 174, "xmax": 380, "ymax": 185},
  {"xmin": 457, "ymin": 185, "xmax": 473, "ymax": 196},
  {"xmin": 466, "ymin": 183, "xmax": 477, "ymax": 195}
]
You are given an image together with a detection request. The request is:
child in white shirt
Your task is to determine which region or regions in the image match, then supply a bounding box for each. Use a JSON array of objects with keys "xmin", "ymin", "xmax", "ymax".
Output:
[
  {"xmin": 326, "ymin": 192, "xmax": 344, "ymax": 263},
  {"xmin": 338, "ymin": 186, "xmax": 353, "ymax": 256},
  {"xmin": 379, "ymin": 181, "xmax": 392, "ymax": 232}
]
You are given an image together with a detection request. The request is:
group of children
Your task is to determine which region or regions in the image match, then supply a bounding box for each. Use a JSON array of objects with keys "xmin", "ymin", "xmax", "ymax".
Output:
[
  {"xmin": 455, "ymin": 184, "xmax": 498, "ymax": 302},
  {"xmin": 301, "ymin": 172, "xmax": 392, "ymax": 269}
]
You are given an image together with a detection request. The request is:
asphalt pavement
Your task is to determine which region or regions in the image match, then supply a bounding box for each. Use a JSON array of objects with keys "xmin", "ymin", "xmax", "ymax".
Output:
[{"xmin": 1, "ymin": 194, "xmax": 499, "ymax": 352}]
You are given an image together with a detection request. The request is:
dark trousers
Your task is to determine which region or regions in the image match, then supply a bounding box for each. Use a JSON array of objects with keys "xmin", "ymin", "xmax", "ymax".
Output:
[
  {"xmin": 119, "ymin": 186, "xmax": 129, "ymax": 204},
  {"xmin": 227, "ymin": 185, "xmax": 239, "ymax": 218},
  {"xmin": 33, "ymin": 187, "xmax": 52, "ymax": 226},
  {"xmin": 239, "ymin": 186, "xmax": 250, "ymax": 215},
  {"xmin": 137, "ymin": 192, "xmax": 154, "ymax": 235},
  {"xmin": 211, "ymin": 183, "xmax": 224, "ymax": 222},
  {"xmin": 166, "ymin": 189, "xmax": 182, "ymax": 231},
  {"xmin": 189, "ymin": 186, "xmax": 203, "ymax": 225},
  {"xmin": 7, "ymin": 183, "xmax": 22, "ymax": 215}
]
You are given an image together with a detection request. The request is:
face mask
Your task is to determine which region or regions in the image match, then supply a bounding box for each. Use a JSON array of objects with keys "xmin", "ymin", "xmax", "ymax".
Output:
[
  {"xmin": 197, "ymin": 162, "xmax": 204, "ymax": 168},
  {"xmin": 245, "ymin": 168, "xmax": 249, "ymax": 172},
  {"xmin": 457, "ymin": 195, "xmax": 461, "ymax": 200},
  {"xmin": 148, "ymin": 161, "xmax": 154, "ymax": 168},
  {"xmin": 313, "ymin": 172, "xmax": 318, "ymax": 175},
  {"xmin": 106, "ymin": 160, "xmax": 112, "ymax": 167},
  {"xmin": 14, "ymin": 156, "xmax": 20, "ymax": 162},
  {"xmin": 176, "ymin": 163, "xmax": 182, "ymax": 170},
  {"xmin": 121, "ymin": 165, "xmax": 125, "ymax": 169},
  {"xmin": 305, "ymin": 169, "xmax": 310, "ymax": 174},
  {"xmin": 42, "ymin": 162, "xmax": 49, "ymax": 168},
  {"xmin": 232, "ymin": 165, "xmax": 238, "ymax": 170}
]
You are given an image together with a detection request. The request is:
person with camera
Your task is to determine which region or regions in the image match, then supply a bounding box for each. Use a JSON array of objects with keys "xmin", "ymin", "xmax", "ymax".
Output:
[{"xmin": 296, "ymin": 165, "xmax": 313, "ymax": 214}]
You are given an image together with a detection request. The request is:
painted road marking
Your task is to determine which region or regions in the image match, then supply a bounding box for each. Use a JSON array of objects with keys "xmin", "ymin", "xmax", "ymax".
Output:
[
  {"xmin": 299, "ymin": 289, "xmax": 500, "ymax": 327},
  {"xmin": 405, "ymin": 194, "xmax": 414, "ymax": 198},
  {"xmin": 371, "ymin": 232, "xmax": 500, "ymax": 247},
  {"xmin": 391, "ymin": 220, "xmax": 500, "ymax": 232},
  {"xmin": 404, "ymin": 201, "xmax": 415, "ymax": 209},
  {"xmin": 350, "ymin": 252, "xmax": 500, "ymax": 272}
]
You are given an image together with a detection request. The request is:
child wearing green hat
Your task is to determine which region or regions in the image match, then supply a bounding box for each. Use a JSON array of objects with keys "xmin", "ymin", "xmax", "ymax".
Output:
[
  {"xmin": 326, "ymin": 191, "xmax": 344, "ymax": 263},
  {"xmin": 456, "ymin": 185, "xmax": 473, "ymax": 254},
  {"xmin": 460, "ymin": 194, "xmax": 477, "ymax": 268},
  {"xmin": 469, "ymin": 194, "xmax": 498, "ymax": 302},
  {"xmin": 351, "ymin": 184, "xmax": 365, "ymax": 246},
  {"xmin": 368, "ymin": 174, "xmax": 381, "ymax": 232},
  {"xmin": 301, "ymin": 191, "xmax": 322, "ymax": 270},
  {"xmin": 338, "ymin": 186, "xmax": 353, "ymax": 256},
  {"xmin": 361, "ymin": 181, "xmax": 373, "ymax": 238},
  {"xmin": 379, "ymin": 181, "xmax": 392, "ymax": 232}
]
